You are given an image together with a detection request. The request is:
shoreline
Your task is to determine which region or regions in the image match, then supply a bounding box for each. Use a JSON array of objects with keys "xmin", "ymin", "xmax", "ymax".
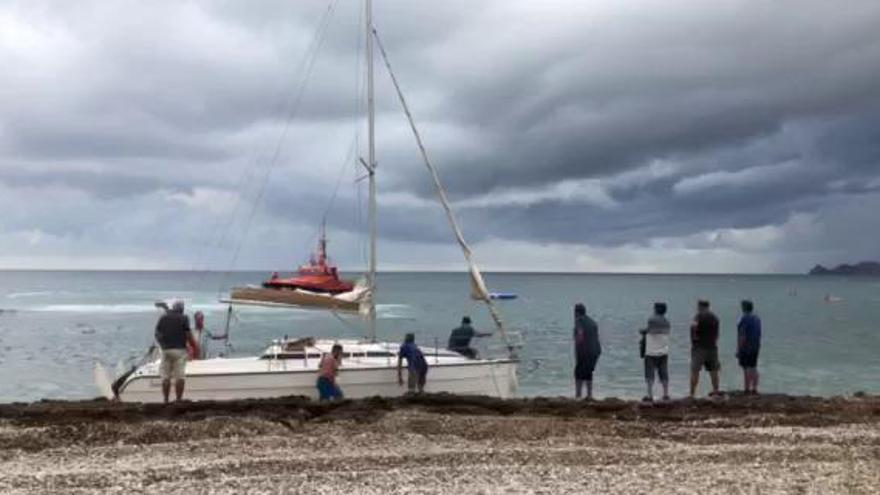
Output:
[
  {"xmin": 2, "ymin": 393, "xmax": 879, "ymax": 493},
  {"xmin": 1, "ymin": 391, "xmax": 879, "ymax": 426}
]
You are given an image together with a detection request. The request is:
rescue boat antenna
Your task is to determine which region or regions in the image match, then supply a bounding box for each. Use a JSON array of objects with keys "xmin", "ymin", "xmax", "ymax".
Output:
[{"xmin": 365, "ymin": 0, "xmax": 378, "ymax": 342}]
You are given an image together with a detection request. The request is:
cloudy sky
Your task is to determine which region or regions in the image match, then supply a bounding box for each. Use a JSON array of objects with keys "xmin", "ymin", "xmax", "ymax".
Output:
[{"xmin": 1, "ymin": 0, "xmax": 879, "ymax": 273}]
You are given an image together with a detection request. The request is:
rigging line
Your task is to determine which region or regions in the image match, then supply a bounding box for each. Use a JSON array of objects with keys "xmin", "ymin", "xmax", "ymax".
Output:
[
  {"xmin": 321, "ymin": 134, "xmax": 360, "ymax": 226},
  {"xmin": 192, "ymin": 1, "xmax": 340, "ymax": 283},
  {"xmin": 372, "ymin": 28, "xmax": 516, "ymax": 357},
  {"xmin": 354, "ymin": 1, "xmax": 368, "ymax": 269},
  {"xmin": 218, "ymin": 0, "xmax": 341, "ymax": 294},
  {"xmin": 298, "ymin": 130, "xmax": 359, "ymax": 266}
]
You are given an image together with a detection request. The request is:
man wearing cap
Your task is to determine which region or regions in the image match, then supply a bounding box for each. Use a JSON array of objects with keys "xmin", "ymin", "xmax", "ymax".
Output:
[
  {"xmin": 447, "ymin": 316, "xmax": 492, "ymax": 359},
  {"xmin": 154, "ymin": 300, "xmax": 193, "ymax": 404}
]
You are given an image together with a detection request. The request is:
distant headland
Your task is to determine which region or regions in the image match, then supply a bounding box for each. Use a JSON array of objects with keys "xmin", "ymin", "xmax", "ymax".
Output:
[{"xmin": 809, "ymin": 261, "xmax": 880, "ymax": 276}]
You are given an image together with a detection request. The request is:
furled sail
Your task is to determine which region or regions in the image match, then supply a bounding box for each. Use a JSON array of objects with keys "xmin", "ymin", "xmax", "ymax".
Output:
[{"xmin": 374, "ymin": 30, "xmax": 516, "ymax": 356}]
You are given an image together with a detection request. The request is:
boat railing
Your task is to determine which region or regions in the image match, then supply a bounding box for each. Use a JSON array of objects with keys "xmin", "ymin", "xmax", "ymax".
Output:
[{"xmin": 486, "ymin": 330, "xmax": 524, "ymax": 358}]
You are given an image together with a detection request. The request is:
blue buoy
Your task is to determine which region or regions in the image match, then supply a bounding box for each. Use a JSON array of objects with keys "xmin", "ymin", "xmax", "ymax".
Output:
[{"xmin": 489, "ymin": 292, "xmax": 518, "ymax": 300}]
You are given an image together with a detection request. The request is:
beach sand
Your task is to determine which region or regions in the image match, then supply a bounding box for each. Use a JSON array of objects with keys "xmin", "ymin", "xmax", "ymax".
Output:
[{"xmin": 1, "ymin": 394, "xmax": 878, "ymax": 494}]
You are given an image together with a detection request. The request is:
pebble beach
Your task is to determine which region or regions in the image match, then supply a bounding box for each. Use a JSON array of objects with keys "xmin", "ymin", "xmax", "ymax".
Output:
[{"xmin": 1, "ymin": 393, "xmax": 878, "ymax": 494}]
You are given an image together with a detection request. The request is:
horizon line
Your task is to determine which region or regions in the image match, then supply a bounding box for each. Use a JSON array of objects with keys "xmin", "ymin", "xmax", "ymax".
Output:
[{"xmin": 0, "ymin": 267, "xmax": 811, "ymax": 276}]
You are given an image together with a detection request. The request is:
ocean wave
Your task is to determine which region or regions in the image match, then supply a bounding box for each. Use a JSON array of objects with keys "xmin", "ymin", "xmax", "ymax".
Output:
[
  {"xmin": 376, "ymin": 304, "xmax": 413, "ymax": 320},
  {"xmin": 6, "ymin": 291, "xmax": 58, "ymax": 299},
  {"xmin": 28, "ymin": 302, "xmax": 235, "ymax": 314}
]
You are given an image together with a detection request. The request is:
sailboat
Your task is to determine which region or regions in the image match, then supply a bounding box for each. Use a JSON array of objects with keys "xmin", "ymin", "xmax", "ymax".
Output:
[{"xmin": 95, "ymin": 0, "xmax": 520, "ymax": 403}]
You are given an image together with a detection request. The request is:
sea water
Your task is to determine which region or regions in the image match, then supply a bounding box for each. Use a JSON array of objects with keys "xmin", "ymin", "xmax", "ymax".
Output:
[{"xmin": 0, "ymin": 270, "xmax": 878, "ymax": 402}]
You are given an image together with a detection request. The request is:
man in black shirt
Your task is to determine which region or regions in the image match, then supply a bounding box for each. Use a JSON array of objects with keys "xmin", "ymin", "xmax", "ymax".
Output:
[
  {"xmin": 447, "ymin": 316, "xmax": 492, "ymax": 359},
  {"xmin": 155, "ymin": 300, "xmax": 193, "ymax": 404},
  {"xmin": 689, "ymin": 300, "xmax": 721, "ymax": 398}
]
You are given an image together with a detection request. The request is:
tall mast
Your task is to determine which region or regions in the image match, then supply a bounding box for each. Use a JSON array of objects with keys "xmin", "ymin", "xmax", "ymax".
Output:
[{"xmin": 365, "ymin": 0, "xmax": 377, "ymax": 342}]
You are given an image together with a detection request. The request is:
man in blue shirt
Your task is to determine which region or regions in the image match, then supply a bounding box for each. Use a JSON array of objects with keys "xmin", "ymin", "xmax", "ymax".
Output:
[
  {"xmin": 736, "ymin": 300, "xmax": 762, "ymax": 395},
  {"xmin": 398, "ymin": 333, "xmax": 429, "ymax": 394}
]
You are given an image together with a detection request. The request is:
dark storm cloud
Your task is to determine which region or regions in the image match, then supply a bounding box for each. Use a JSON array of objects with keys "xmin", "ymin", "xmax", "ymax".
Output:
[{"xmin": 3, "ymin": 0, "xmax": 880, "ymax": 270}]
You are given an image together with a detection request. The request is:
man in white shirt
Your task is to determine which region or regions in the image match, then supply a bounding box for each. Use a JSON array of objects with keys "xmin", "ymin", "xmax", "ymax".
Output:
[{"xmin": 639, "ymin": 302, "xmax": 671, "ymax": 402}]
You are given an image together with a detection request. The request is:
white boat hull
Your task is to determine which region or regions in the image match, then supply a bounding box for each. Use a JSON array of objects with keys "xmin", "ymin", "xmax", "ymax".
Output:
[{"xmin": 111, "ymin": 341, "xmax": 518, "ymax": 403}]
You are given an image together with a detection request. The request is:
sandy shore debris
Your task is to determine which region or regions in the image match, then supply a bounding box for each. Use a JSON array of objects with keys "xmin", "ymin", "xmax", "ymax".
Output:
[{"xmin": 0, "ymin": 393, "xmax": 878, "ymax": 494}]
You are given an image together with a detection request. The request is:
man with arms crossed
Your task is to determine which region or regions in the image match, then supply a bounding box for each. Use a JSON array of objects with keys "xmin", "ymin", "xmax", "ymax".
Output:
[
  {"xmin": 155, "ymin": 300, "xmax": 193, "ymax": 404},
  {"xmin": 689, "ymin": 300, "xmax": 721, "ymax": 398}
]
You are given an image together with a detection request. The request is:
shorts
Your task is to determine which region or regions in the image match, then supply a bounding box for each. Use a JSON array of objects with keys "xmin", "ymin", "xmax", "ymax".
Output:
[
  {"xmin": 691, "ymin": 347, "xmax": 720, "ymax": 373},
  {"xmin": 575, "ymin": 354, "xmax": 599, "ymax": 381},
  {"xmin": 738, "ymin": 351, "xmax": 759, "ymax": 369},
  {"xmin": 160, "ymin": 349, "xmax": 187, "ymax": 381},
  {"xmin": 407, "ymin": 369, "xmax": 427, "ymax": 392},
  {"xmin": 317, "ymin": 376, "xmax": 343, "ymax": 401},
  {"xmin": 644, "ymin": 355, "xmax": 669, "ymax": 383}
]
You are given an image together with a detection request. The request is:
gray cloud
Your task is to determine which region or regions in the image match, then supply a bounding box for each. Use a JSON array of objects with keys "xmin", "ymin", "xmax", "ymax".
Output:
[{"xmin": 1, "ymin": 0, "xmax": 880, "ymax": 272}]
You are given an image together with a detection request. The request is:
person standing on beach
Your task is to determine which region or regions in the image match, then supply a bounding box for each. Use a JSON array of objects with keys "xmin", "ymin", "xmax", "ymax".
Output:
[
  {"xmin": 689, "ymin": 300, "xmax": 721, "ymax": 398},
  {"xmin": 317, "ymin": 344, "xmax": 344, "ymax": 401},
  {"xmin": 573, "ymin": 303, "xmax": 601, "ymax": 400},
  {"xmin": 640, "ymin": 302, "xmax": 671, "ymax": 402},
  {"xmin": 154, "ymin": 300, "xmax": 193, "ymax": 404},
  {"xmin": 737, "ymin": 300, "xmax": 762, "ymax": 395},
  {"xmin": 448, "ymin": 316, "xmax": 492, "ymax": 359},
  {"xmin": 398, "ymin": 333, "xmax": 429, "ymax": 394}
]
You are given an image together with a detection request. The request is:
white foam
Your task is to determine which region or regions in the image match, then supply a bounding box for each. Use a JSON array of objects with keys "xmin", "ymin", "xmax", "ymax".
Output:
[
  {"xmin": 29, "ymin": 304, "xmax": 163, "ymax": 314},
  {"xmin": 6, "ymin": 291, "xmax": 57, "ymax": 299},
  {"xmin": 376, "ymin": 304, "xmax": 413, "ymax": 320}
]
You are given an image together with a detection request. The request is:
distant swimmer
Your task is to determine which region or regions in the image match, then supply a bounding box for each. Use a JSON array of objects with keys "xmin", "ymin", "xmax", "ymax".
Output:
[
  {"xmin": 573, "ymin": 303, "xmax": 601, "ymax": 400},
  {"xmin": 736, "ymin": 300, "xmax": 762, "ymax": 395},
  {"xmin": 824, "ymin": 294, "xmax": 843, "ymax": 303}
]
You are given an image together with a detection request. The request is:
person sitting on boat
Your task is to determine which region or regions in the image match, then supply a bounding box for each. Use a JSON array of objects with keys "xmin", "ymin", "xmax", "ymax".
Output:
[
  {"xmin": 316, "ymin": 344, "xmax": 344, "ymax": 401},
  {"xmin": 154, "ymin": 300, "xmax": 194, "ymax": 404},
  {"xmin": 447, "ymin": 316, "xmax": 492, "ymax": 359},
  {"xmin": 398, "ymin": 333, "xmax": 429, "ymax": 394}
]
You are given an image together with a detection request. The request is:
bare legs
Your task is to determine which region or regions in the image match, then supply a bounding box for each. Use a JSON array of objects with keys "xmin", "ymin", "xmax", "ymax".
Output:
[
  {"xmin": 691, "ymin": 369, "xmax": 721, "ymax": 398},
  {"xmin": 175, "ymin": 379, "xmax": 185, "ymax": 401},
  {"xmin": 575, "ymin": 380, "xmax": 593, "ymax": 400},
  {"xmin": 743, "ymin": 368, "xmax": 759, "ymax": 394},
  {"xmin": 709, "ymin": 369, "xmax": 720, "ymax": 395},
  {"xmin": 161, "ymin": 379, "xmax": 186, "ymax": 404}
]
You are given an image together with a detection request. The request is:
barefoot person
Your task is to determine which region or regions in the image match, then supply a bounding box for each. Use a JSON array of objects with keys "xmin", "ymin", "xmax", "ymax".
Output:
[
  {"xmin": 573, "ymin": 303, "xmax": 601, "ymax": 400},
  {"xmin": 737, "ymin": 300, "xmax": 762, "ymax": 394},
  {"xmin": 640, "ymin": 302, "xmax": 671, "ymax": 402},
  {"xmin": 154, "ymin": 300, "xmax": 193, "ymax": 404},
  {"xmin": 317, "ymin": 344, "xmax": 344, "ymax": 401},
  {"xmin": 397, "ymin": 333, "xmax": 429, "ymax": 394},
  {"xmin": 689, "ymin": 300, "xmax": 721, "ymax": 398}
]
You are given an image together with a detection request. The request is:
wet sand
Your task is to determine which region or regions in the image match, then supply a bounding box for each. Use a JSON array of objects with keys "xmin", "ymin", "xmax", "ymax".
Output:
[{"xmin": 1, "ymin": 393, "xmax": 878, "ymax": 494}]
